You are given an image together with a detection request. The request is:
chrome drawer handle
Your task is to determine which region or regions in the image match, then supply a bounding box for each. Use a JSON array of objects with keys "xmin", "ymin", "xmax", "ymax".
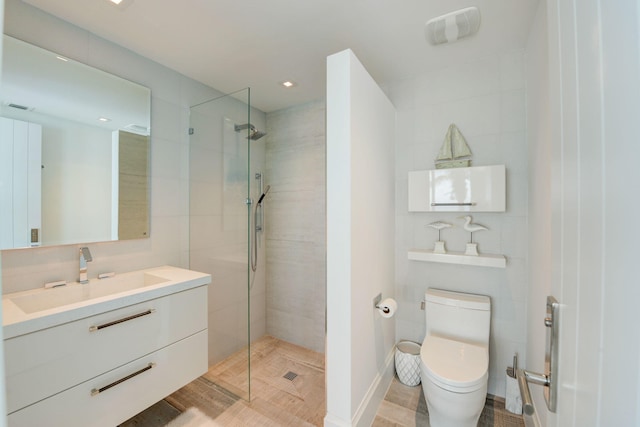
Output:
[
  {"xmin": 89, "ymin": 309, "xmax": 155, "ymax": 332},
  {"xmin": 90, "ymin": 363, "xmax": 155, "ymax": 396},
  {"xmin": 430, "ymin": 202, "xmax": 476, "ymax": 206}
]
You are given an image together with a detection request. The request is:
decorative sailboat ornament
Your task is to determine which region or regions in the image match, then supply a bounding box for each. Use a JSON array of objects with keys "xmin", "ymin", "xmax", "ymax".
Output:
[{"xmin": 435, "ymin": 124, "xmax": 472, "ymax": 169}]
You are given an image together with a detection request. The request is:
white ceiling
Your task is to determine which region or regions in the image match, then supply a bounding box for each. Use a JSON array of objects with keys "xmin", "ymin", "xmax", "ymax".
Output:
[{"xmin": 20, "ymin": 0, "xmax": 540, "ymax": 113}]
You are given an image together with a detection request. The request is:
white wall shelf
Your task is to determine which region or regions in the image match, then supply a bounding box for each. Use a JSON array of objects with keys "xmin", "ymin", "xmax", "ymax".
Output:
[{"xmin": 408, "ymin": 248, "xmax": 506, "ymax": 268}]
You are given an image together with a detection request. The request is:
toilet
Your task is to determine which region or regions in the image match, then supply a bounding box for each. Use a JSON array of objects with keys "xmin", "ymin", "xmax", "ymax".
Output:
[{"xmin": 419, "ymin": 288, "xmax": 491, "ymax": 427}]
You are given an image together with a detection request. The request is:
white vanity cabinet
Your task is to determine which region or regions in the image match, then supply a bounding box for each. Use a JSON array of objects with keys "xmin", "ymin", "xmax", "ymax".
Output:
[{"xmin": 3, "ymin": 274, "xmax": 208, "ymax": 427}]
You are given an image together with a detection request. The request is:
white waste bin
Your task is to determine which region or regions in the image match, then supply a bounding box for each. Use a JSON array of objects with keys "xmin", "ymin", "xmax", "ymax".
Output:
[{"xmin": 395, "ymin": 341, "xmax": 421, "ymax": 386}]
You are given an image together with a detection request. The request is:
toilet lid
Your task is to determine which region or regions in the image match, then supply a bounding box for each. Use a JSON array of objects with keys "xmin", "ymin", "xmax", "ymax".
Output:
[{"xmin": 421, "ymin": 335, "xmax": 488, "ymax": 392}]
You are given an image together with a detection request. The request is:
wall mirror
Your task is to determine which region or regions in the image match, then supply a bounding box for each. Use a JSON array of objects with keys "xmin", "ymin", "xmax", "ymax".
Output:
[{"xmin": 0, "ymin": 35, "xmax": 151, "ymax": 250}]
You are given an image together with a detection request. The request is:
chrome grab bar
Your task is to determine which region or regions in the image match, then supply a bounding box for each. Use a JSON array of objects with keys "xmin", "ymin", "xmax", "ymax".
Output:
[
  {"xmin": 517, "ymin": 296, "xmax": 559, "ymax": 416},
  {"xmin": 517, "ymin": 369, "xmax": 550, "ymax": 415}
]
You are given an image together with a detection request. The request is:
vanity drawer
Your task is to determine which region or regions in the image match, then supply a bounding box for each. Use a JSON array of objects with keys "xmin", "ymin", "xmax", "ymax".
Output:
[
  {"xmin": 8, "ymin": 329, "xmax": 208, "ymax": 427},
  {"xmin": 5, "ymin": 285, "xmax": 207, "ymax": 414}
]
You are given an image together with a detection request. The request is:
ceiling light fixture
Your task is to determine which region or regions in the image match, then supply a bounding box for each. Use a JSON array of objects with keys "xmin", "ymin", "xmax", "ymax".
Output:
[
  {"xmin": 56, "ymin": 56, "xmax": 69, "ymax": 62},
  {"xmin": 280, "ymin": 80, "xmax": 298, "ymax": 88},
  {"xmin": 106, "ymin": 0, "xmax": 135, "ymax": 9},
  {"xmin": 98, "ymin": 117, "xmax": 111, "ymax": 122}
]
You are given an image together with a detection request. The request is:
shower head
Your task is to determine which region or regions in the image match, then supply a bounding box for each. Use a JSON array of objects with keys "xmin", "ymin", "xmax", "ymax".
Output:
[
  {"xmin": 250, "ymin": 130, "xmax": 267, "ymax": 140},
  {"xmin": 257, "ymin": 185, "xmax": 271, "ymax": 205},
  {"xmin": 234, "ymin": 123, "xmax": 267, "ymax": 141}
]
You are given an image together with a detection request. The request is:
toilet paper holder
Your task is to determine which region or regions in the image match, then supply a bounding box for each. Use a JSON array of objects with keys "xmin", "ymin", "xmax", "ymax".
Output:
[
  {"xmin": 373, "ymin": 293, "xmax": 391, "ymax": 314},
  {"xmin": 517, "ymin": 295, "xmax": 559, "ymax": 415},
  {"xmin": 377, "ymin": 305, "xmax": 391, "ymax": 314},
  {"xmin": 373, "ymin": 293, "xmax": 395, "ymax": 316}
]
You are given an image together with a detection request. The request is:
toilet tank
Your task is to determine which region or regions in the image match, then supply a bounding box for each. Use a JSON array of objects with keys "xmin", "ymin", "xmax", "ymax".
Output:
[{"xmin": 424, "ymin": 288, "xmax": 491, "ymax": 346}]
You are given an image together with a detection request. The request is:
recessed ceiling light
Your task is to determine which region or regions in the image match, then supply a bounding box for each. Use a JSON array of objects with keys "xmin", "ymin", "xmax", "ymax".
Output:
[
  {"xmin": 106, "ymin": 0, "xmax": 135, "ymax": 8},
  {"xmin": 98, "ymin": 117, "xmax": 111, "ymax": 122},
  {"xmin": 280, "ymin": 80, "xmax": 298, "ymax": 88},
  {"xmin": 56, "ymin": 56, "xmax": 69, "ymax": 62}
]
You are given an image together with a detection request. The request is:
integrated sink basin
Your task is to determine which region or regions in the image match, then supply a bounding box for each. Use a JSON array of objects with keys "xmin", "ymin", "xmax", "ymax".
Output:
[
  {"xmin": 2, "ymin": 266, "xmax": 211, "ymax": 339},
  {"xmin": 9, "ymin": 272, "xmax": 169, "ymax": 314}
]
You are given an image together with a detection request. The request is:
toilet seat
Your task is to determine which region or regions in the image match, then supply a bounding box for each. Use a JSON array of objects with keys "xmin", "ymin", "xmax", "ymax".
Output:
[{"xmin": 421, "ymin": 335, "xmax": 488, "ymax": 393}]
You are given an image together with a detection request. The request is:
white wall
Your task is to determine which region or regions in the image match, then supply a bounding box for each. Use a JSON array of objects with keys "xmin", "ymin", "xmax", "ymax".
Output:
[
  {"xmin": 265, "ymin": 101, "xmax": 326, "ymax": 353},
  {"xmin": 1, "ymin": 0, "xmax": 221, "ymax": 293},
  {"xmin": 388, "ymin": 50, "xmax": 529, "ymax": 398},
  {"xmin": 326, "ymin": 49, "xmax": 396, "ymax": 427},
  {"xmin": 545, "ymin": 1, "xmax": 640, "ymax": 425},
  {"xmin": 525, "ymin": 1, "xmax": 550, "ymax": 423}
]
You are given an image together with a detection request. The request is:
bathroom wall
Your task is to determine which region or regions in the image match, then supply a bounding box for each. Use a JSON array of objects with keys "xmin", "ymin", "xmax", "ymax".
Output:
[
  {"xmin": 1, "ymin": 0, "xmax": 222, "ymax": 293},
  {"xmin": 264, "ymin": 100, "xmax": 326, "ymax": 353},
  {"xmin": 525, "ymin": 1, "xmax": 550, "ymax": 423},
  {"xmin": 326, "ymin": 49, "xmax": 396, "ymax": 427},
  {"xmin": 388, "ymin": 50, "xmax": 528, "ymax": 398}
]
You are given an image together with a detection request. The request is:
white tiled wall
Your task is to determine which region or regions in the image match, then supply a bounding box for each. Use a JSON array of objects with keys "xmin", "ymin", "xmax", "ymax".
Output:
[
  {"xmin": 1, "ymin": 0, "xmax": 221, "ymax": 294},
  {"xmin": 387, "ymin": 51, "xmax": 528, "ymax": 398},
  {"xmin": 265, "ymin": 101, "xmax": 326, "ymax": 353}
]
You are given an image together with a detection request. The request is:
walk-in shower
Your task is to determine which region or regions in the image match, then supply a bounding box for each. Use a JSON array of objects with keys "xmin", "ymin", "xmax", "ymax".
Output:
[{"xmin": 188, "ymin": 88, "xmax": 267, "ymax": 402}]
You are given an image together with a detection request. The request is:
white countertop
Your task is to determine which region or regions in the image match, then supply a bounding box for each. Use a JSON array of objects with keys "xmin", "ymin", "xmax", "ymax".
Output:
[{"xmin": 2, "ymin": 266, "xmax": 211, "ymax": 339}]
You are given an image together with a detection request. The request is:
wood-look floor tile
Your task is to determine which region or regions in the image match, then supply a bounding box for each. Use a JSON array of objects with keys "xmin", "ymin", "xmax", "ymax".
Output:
[
  {"xmin": 200, "ymin": 335, "xmax": 326, "ymax": 426},
  {"xmin": 371, "ymin": 415, "xmax": 404, "ymax": 427},
  {"xmin": 212, "ymin": 400, "xmax": 282, "ymax": 427},
  {"xmin": 122, "ymin": 336, "xmax": 524, "ymax": 427},
  {"xmin": 376, "ymin": 399, "xmax": 430, "ymax": 427},
  {"xmin": 165, "ymin": 377, "xmax": 238, "ymax": 420},
  {"xmin": 118, "ymin": 399, "xmax": 181, "ymax": 426},
  {"xmin": 245, "ymin": 396, "xmax": 318, "ymax": 426},
  {"xmin": 378, "ymin": 377, "xmax": 525, "ymax": 427},
  {"xmin": 384, "ymin": 379, "xmax": 427, "ymax": 415}
]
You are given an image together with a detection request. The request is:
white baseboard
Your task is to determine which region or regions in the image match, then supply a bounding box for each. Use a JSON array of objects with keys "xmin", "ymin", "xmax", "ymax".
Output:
[
  {"xmin": 323, "ymin": 348, "xmax": 396, "ymax": 427},
  {"xmin": 352, "ymin": 348, "xmax": 395, "ymax": 427},
  {"xmin": 323, "ymin": 413, "xmax": 351, "ymax": 427}
]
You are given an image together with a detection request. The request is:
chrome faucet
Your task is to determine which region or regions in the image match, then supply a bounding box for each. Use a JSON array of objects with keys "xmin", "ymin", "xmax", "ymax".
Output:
[{"xmin": 79, "ymin": 247, "xmax": 93, "ymax": 284}]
